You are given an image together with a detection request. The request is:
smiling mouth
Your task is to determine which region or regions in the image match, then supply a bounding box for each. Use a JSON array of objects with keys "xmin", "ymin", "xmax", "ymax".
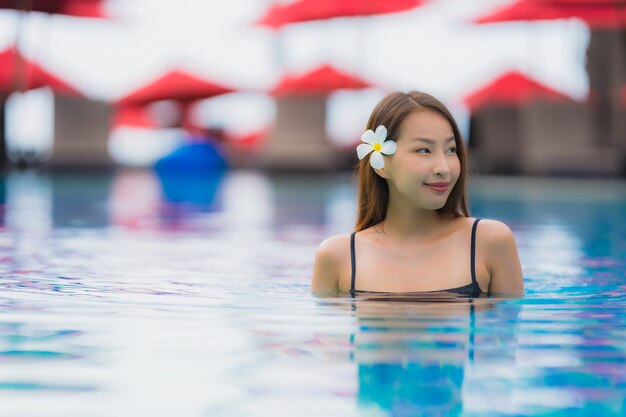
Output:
[{"xmin": 424, "ymin": 183, "xmax": 450, "ymax": 192}]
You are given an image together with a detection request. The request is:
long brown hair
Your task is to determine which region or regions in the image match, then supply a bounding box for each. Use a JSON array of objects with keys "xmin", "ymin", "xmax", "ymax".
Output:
[{"xmin": 355, "ymin": 91, "xmax": 470, "ymax": 232}]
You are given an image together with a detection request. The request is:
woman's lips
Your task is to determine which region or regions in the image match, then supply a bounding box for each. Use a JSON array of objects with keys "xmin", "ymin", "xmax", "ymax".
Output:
[{"xmin": 424, "ymin": 183, "xmax": 449, "ymax": 192}]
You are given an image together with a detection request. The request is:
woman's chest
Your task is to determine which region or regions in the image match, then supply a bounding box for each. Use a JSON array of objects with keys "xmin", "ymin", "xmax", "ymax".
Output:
[{"xmin": 342, "ymin": 235, "xmax": 488, "ymax": 293}]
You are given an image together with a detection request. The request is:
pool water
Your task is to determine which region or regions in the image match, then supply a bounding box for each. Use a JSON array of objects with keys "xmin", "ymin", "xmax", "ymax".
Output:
[{"xmin": 0, "ymin": 170, "xmax": 624, "ymax": 416}]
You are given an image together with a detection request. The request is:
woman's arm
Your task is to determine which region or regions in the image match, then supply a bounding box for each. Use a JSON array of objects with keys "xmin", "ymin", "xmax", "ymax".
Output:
[
  {"xmin": 311, "ymin": 235, "xmax": 348, "ymax": 297},
  {"xmin": 481, "ymin": 220, "xmax": 525, "ymax": 297}
]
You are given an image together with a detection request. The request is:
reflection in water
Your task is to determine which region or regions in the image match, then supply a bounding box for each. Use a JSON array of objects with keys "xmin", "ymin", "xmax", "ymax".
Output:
[
  {"xmin": 0, "ymin": 321, "xmax": 98, "ymax": 396},
  {"xmin": 471, "ymin": 177, "xmax": 626, "ymax": 297},
  {"xmin": 271, "ymin": 175, "xmax": 335, "ymax": 227},
  {"xmin": 110, "ymin": 169, "xmax": 227, "ymax": 231},
  {"xmin": 6, "ymin": 170, "xmax": 51, "ymax": 234},
  {"xmin": 344, "ymin": 295, "xmax": 626, "ymax": 417},
  {"xmin": 220, "ymin": 172, "xmax": 273, "ymax": 230},
  {"xmin": 155, "ymin": 168, "xmax": 225, "ymax": 231},
  {"xmin": 350, "ymin": 298, "xmax": 504, "ymax": 417},
  {"xmin": 522, "ymin": 223, "xmax": 585, "ymax": 296},
  {"xmin": 0, "ymin": 171, "xmax": 623, "ymax": 416},
  {"xmin": 0, "ymin": 175, "xmax": 5, "ymax": 228},
  {"xmin": 156, "ymin": 169, "xmax": 224, "ymax": 207},
  {"xmin": 109, "ymin": 169, "xmax": 162, "ymax": 230},
  {"xmin": 51, "ymin": 172, "xmax": 113, "ymax": 229},
  {"xmin": 324, "ymin": 181, "xmax": 357, "ymax": 236}
]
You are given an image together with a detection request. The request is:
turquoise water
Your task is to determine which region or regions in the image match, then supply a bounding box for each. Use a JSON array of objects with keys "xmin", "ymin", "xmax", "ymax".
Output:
[{"xmin": 0, "ymin": 170, "xmax": 624, "ymax": 416}]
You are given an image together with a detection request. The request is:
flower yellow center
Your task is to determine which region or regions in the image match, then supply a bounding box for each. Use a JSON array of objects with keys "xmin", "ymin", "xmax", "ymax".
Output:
[{"xmin": 373, "ymin": 143, "xmax": 382, "ymax": 152}]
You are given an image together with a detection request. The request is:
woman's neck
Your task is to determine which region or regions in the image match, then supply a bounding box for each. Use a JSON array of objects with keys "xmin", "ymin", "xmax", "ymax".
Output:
[{"xmin": 381, "ymin": 196, "xmax": 450, "ymax": 241}]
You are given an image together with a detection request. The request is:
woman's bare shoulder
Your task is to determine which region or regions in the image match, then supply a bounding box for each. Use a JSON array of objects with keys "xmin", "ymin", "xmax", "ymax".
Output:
[
  {"xmin": 315, "ymin": 233, "xmax": 352, "ymax": 264},
  {"xmin": 475, "ymin": 218, "xmax": 516, "ymax": 245},
  {"xmin": 311, "ymin": 233, "xmax": 352, "ymax": 295},
  {"xmin": 475, "ymin": 218, "xmax": 524, "ymax": 296}
]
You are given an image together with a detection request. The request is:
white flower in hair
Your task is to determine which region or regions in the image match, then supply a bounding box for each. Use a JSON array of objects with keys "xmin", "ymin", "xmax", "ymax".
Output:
[{"xmin": 356, "ymin": 125, "xmax": 397, "ymax": 169}]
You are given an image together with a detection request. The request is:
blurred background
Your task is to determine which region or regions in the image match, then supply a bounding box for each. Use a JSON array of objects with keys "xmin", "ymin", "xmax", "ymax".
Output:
[
  {"xmin": 0, "ymin": 0, "xmax": 623, "ymax": 176},
  {"xmin": 0, "ymin": 5, "xmax": 625, "ymax": 414}
]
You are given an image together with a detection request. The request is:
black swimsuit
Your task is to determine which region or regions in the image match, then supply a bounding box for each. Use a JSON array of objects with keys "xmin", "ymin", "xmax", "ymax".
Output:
[{"xmin": 349, "ymin": 218, "xmax": 485, "ymax": 297}]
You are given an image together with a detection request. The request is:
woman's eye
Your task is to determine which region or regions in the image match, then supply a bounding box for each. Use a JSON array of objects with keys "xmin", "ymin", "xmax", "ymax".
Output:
[{"xmin": 415, "ymin": 147, "xmax": 455, "ymax": 154}]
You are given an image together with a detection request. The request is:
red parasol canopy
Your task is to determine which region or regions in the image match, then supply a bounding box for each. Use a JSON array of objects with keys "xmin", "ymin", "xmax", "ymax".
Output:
[
  {"xmin": 257, "ymin": 0, "xmax": 426, "ymax": 28},
  {"xmin": 271, "ymin": 65, "xmax": 372, "ymax": 96},
  {"xmin": 474, "ymin": 0, "xmax": 626, "ymax": 29},
  {"xmin": 225, "ymin": 129, "xmax": 269, "ymax": 149},
  {"xmin": 0, "ymin": 47, "xmax": 82, "ymax": 95},
  {"xmin": 0, "ymin": 0, "xmax": 108, "ymax": 18},
  {"xmin": 620, "ymin": 85, "xmax": 626, "ymax": 108},
  {"xmin": 118, "ymin": 70, "xmax": 234, "ymax": 106},
  {"xmin": 463, "ymin": 71, "xmax": 572, "ymax": 111},
  {"xmin": 112, "ymin": 104, "xmax": 157, "ymax": 128}
]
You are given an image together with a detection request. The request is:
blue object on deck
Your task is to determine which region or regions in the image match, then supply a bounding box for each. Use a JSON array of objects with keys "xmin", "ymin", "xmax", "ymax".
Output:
[
  {"xmin": 155, "ymin": 141, "xmax": 227, "ymax": 174},
  {"xmin": 154, "ymin": 140, "xmax": 227, "ymax": 205}
]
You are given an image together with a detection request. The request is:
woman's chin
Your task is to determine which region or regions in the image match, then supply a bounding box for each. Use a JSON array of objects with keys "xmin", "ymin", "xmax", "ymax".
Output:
[{"xmin": 413, "ymin": 201, "xmax": 447, "ymax": 211}]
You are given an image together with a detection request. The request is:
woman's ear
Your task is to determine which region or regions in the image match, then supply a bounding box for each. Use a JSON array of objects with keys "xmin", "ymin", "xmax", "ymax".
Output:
[{"xmin": 373, "ymin": 165, "xmax": 389, "ymax": 179}]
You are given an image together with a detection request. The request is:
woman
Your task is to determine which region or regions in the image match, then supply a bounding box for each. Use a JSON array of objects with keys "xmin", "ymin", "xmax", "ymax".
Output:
[{"xmin": 311, "ymin": 91, "xmax": 524, "ymax": 297}]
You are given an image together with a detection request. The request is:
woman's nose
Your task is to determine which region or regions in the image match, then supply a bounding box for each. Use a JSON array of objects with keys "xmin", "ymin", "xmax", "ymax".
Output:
[{"xmin": 432, "ymin": 152, "xmax": 451, "ymax": 176}]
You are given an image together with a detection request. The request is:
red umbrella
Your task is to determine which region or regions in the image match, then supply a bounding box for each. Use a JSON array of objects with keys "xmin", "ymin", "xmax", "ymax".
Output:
[
  {"xmin": 257, "ymin": 0, "xmax": 426, "ymax": 28},
  {"xmin": 118, "ymin": 70, "xmax": 234, "ymax": 106},
  {"xmin": 463, "ymin": 71, "xmax": 571, "ymax": 111},
  {"xmin": 620, "ymin": 85, "xmax": 626, "ymax": 108},
  {"xmin": 271, "ymin": 65, "xmax": 372, "ymax": 96},
  {"xmin": 112, "ymin": 104, "xmax": 157, "ymax": 129},
  {"xmin": 0, "ymin": 0, "xmax": 108, "ymax": 18},
  {"xmin": 0, "ymin": 47, "xmax": 82, "ymax": 95},
  {"xmin": 474, "ymin": 0, "xmax": 626, "ymax": 29},
  {"xmin": 225, "ymin": 129, "xmax": 269, "ymax": 149}
]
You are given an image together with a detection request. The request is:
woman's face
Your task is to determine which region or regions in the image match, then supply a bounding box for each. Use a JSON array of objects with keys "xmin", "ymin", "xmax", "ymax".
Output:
[{"xmin": 381, "ymin": 109, "xmax": 461, "ymax": 210}]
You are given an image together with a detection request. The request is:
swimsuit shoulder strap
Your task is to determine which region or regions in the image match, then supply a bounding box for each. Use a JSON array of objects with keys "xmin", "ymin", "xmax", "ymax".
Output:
[
  {"xmin": 352, "ymin": 220, "xmax": 481, "ymax": 292},
  {"xmin": 350, "ymin": 232, "xmax": 356, "ymax": 291},
  {"xmin": 471, "ymin": 218, "xmax": 481, "ymax": 285}
]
